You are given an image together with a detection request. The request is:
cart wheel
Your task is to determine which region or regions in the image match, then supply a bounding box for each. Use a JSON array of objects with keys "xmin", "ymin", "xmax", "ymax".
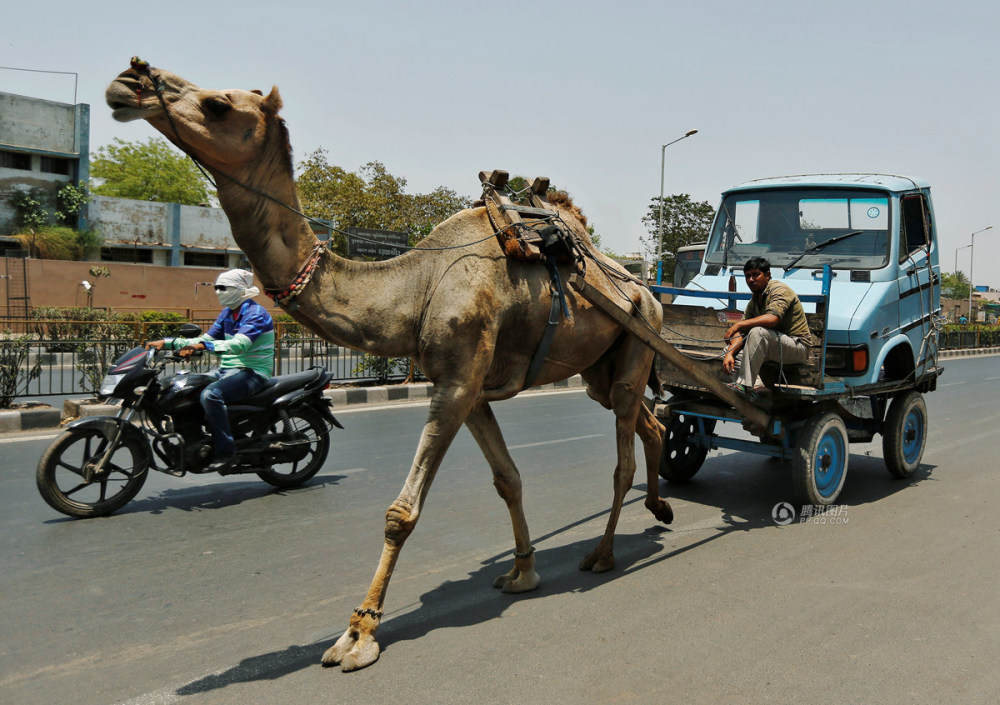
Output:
[
  {"xmin": 882, "ymin": 391, "xmax": 927, "ymax": 479},
  {"xmin": 659, "ymin": 413, "xmax": 716, "ymax": 483},
  {"xmin": 792, "ymin": 412, "xmax": 848, "ymax": 506}
]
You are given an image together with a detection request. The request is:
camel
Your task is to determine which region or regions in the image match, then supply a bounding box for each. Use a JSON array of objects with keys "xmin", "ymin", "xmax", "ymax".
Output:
[{"xmin": 105, "ymin": 59, "xmax": 671, "ymax": 671}]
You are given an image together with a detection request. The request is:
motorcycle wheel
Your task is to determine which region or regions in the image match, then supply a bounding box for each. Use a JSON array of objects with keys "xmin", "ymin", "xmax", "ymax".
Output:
[
  {"xmin": 254, "ymin": 406, "xmax": 330, "ymax": 488},
  {"xmin": 36, "ymin": 427, "xmax": 149, "ymax": 518}
]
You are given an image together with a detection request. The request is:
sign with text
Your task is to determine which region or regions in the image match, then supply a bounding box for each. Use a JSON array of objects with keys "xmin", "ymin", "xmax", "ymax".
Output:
[{"xmin": 346, "ymin": 228, "xmax": 409, "ymax": 260}]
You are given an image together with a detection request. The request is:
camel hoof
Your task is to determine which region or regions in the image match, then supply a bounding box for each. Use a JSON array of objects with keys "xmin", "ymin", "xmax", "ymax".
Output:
[
  {"xmin": 322, "ymin": 629, "xmax": 381, "ymax": 672},
  {"xmin": 493, "ymin": 567, "xmax": 541, "ymax": 593},
  {"xmin": 579, "ymin": 552, "xmax": 615, "ymax": 573},
  {"xmin": 492, "ymin": 568, "xmax": 517, "ymax": 589},
  {"xmin": 501, "ymin": 569, "xmax": 541, "ymax": 593},
  {"xmin": 646, "ymin": 498, "xmax": 674, "ymax": 525}
]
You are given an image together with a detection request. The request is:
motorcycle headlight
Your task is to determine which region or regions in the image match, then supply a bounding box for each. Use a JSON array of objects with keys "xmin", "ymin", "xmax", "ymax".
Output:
[{"xmin": 100, "ymin": 373, "xmax": 125, "ymax": 397}]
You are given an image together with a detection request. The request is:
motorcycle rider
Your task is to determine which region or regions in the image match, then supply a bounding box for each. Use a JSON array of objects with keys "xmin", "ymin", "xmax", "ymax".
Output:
[{"xmin": 145, "ymin": 269, "xmax": 275, "ymax": 471}]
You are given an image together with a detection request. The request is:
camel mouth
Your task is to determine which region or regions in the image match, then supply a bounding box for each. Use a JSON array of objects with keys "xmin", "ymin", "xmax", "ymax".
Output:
[
  {"xmin": 108, "ymin": 103, "xmax": 160, "ymax": 122},
  {"xmin": 105, "ymin": 78, "xmax": 163, "ymax": 122}
]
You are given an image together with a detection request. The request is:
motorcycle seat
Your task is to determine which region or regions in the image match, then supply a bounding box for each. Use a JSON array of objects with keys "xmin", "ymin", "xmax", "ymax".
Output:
[{"xmin": 240, "ymin": 367, "xmax": 327, "ymax": 407}]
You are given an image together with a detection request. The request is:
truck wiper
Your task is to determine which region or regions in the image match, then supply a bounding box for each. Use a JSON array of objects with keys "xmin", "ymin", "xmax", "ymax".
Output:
[{"xmin": 784, "ymin": 230, "xmax": 864, "ymax": 271}]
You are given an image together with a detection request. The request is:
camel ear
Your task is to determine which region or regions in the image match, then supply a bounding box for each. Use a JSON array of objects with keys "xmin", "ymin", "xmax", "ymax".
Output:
[
  {"xmin": 261, "ymin": 87, "xmax": 283, "ymax": 115},
  {"xmin": 251, "ymin": 89, "xmax": 264, "ymax": 96}
]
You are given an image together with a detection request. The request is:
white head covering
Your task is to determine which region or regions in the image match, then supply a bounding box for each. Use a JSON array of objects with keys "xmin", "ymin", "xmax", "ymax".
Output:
[{"xmin": 214, "ymin": 269, "xmax": 260, "ymax": 309}]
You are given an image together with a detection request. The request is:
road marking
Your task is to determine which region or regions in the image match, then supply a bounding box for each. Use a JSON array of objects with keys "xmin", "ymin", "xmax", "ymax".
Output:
[
  {"xmin": 509, "ymin": 433, "xmax": 603, "ymax": 450},
  {"xmin": 0, "ymin": 431, "xmax": 60, "ymax": 444},
  {"xmin": 334, "ymin": 387, "xmax": 588, "ymax": 414}
]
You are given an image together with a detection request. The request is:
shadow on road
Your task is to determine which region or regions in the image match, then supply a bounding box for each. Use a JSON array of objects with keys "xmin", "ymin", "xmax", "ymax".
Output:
[
  {"xmin": 166, "ymin": 451, "xmax": 937, "ymax": 692},
  {"xmin": 40, "ymin": 472, "xmax": 352, "ymax": 521}
]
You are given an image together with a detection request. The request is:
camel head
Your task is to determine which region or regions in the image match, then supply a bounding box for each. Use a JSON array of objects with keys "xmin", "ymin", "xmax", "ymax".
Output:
[{"xmin": 105, "ymin": 58, "xmax": 288, "ymax": 174}]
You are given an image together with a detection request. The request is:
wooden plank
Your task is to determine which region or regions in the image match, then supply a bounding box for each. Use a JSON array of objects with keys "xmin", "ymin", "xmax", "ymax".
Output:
[{"xmin": 568, "ymin": 274, "xmax": 771, "ymax": 430}]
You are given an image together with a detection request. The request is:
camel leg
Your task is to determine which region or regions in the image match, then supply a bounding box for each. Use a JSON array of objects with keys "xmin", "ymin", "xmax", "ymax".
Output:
[
  {"xmin": 578, "ymin": 378, "xmax": 641, "ymax": 573},
  {"xmin": 637, "ymin": 401, "xmax": 672, "ymax": 524},
  {"xmin": 322, "ymin": 385, "xmax": 478, "ymax": 671},
  {"xmin": 465, "ymin": 402, "xmax": 540, "ymax": 593},
  {"xmin": 580, "ymin": 331, "xmax": 669, "ymax": 573}
]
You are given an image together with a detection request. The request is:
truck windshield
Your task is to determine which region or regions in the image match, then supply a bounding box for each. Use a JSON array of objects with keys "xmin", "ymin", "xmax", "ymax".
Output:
[
  {"xmin": 703, "ymin": 188, "xmax": 891, "ymax": 270},
  {"xmin": 673, "ymin": 244, "xmax": 705, "ymax": 287}
]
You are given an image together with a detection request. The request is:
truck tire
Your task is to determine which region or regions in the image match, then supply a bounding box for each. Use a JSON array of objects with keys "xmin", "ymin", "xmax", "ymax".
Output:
[
  {"xmin": 658, "ymin": 413, "xmax": 715, "ymax": 483},
  {"xmin": 792, "ymin": 412, "xmax": 848, "ymax": 506},
  {"xmin": 882, "ymin": 391, "xmax": 927, "ymax": 479}
]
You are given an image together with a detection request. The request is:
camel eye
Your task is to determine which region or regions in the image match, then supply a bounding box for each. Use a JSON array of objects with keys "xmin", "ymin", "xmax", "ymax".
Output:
[{"xmin": 204, "ymin": 96, "xmax": 232, "ymax": 118}]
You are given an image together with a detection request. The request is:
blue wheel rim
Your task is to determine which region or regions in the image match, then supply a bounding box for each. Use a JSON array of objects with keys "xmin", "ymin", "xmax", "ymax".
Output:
[
  {"xmin": 901, "ymin": 406, "xmax": 925, "ymax": 464},
  {"xmin": 814, "ymin": 426, "xmax": 846, "ymax": 498}
]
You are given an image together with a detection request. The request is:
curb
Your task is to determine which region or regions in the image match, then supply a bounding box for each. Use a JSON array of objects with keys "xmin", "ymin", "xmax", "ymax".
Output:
[
  {"xmin": 938, "ymin": 347, "xmax": 1000, "ymax": 359},
  {"xmin": 0, "ymin": 375, "xmax": 586, "ymax": 434}
]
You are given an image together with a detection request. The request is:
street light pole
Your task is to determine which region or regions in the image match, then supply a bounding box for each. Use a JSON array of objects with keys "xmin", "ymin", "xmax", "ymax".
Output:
[
  {"xmin": 968, "ymin": 225, "xmax": 993, "ymax": 322},
  {"xmin": 954, "ymin": 244, "xmax": 971, "ymax": 275},
  {"xmin": 657, "ymin": 129, "xmax": 698, "ymax": 283}
]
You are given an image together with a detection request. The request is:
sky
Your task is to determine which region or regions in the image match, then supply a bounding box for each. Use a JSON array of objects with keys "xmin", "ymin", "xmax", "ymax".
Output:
[{"xmin": 3, "ymin": 0, "xmax": 999, "ymax": 286}]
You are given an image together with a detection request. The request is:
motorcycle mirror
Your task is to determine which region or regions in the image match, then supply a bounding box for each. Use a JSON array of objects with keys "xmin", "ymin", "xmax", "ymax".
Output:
[{"xmin": 178, "ymin": 323, "xmax": 203, "ymax": 337}]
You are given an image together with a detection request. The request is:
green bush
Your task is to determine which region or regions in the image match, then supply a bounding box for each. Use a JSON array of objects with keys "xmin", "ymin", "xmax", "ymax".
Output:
[
  {"xmin": 133, "ymin": 310, "xmax": 189, "ymax": 340},
  {"xmin": 352, "ymin": 353, "xmax": 409, "ymax": 385},
  {"xmin": 29, "ymin": 307, "xmax": 138, "ymax": 350},
  {"xmin": 0, "ymin": 332, "xmax": 42, "ymax": 408}
]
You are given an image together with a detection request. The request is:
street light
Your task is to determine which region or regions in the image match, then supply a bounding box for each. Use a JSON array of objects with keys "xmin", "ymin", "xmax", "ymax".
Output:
[
  {"xmin": 954, "ymin": 244, "xmax": 971, "ymax": 275},
  {"xmin": 968, "ymin": 225, "xmax": 993, "ymax": 322},
  {"xmin": 657, "ymin": 129, "xmax": 698, "ymax": 283}
]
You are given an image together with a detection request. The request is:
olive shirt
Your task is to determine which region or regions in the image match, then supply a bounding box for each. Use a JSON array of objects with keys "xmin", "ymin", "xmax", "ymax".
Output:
[{"xmin": 744, "ymin": 279, "xmax": 813, "ymax": 345}]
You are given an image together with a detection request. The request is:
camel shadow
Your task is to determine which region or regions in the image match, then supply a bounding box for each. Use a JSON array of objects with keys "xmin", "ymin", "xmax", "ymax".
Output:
[
  {"xmin": 175, "ymin": 644, "xmax": 320, "ymax": 695},
  {"xmin": 168, "ymin": 498, "xmax": 675, "ymax": 693},
  {"xmin": 168, "ymin": 452, "xmax": 936, "ymax": 692}
]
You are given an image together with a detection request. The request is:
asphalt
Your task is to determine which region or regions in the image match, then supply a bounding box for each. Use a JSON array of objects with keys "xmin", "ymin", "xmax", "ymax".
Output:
[{"xmin": 1, "ymin": 347, "xmax": 996, "ymax": 435}]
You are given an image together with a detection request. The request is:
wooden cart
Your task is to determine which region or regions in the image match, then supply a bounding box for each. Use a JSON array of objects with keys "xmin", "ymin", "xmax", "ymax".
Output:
[{"xmin": 569, "ymin": 270, "xmax": 940, "ymax": 507}]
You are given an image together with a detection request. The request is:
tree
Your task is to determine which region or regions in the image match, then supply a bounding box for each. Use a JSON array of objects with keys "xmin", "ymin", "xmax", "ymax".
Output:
[
  {"xmin": 296, "ymin": 149, "xmax": 471, "ymax": 248},
  {"xmin": 640, "ymin": 193, "xmax": 715, "ymax": 274},
  {"xmin": 6, "ymin": 185, "xmax": 98, "ymax": 259},
  {"xmin": 90, "ymin": 137, "xmax": 214, "ymax": 205},
  {"xmin": 942, "ymin": 271, "xmax": 971, "ymax": 300}
]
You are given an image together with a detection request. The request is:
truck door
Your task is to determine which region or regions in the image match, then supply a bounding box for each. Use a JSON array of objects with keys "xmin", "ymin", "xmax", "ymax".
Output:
[{"xmin": 896, "ymin": 193, "xmax": 937, "ymax": 374}]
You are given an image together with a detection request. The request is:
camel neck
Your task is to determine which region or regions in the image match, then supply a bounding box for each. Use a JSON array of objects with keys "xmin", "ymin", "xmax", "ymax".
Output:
[{"xmin": 216, "ymin": 180, "xmax": 425, "ymax": 356}]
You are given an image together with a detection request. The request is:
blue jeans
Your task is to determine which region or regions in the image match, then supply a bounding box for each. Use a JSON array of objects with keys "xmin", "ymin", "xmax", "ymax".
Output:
[{"xmin": 200, "ymin": 368, "xmax": 269, "ymax": 457}]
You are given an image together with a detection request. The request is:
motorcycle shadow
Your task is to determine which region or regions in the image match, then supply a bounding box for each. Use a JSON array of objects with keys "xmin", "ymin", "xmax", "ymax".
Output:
[{"xmin": 118, "ymin": 473, "xmax": 348, "ymax": 516}]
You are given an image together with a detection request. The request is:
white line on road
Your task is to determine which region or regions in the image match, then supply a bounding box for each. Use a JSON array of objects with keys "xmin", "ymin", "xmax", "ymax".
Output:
[{"xmin": 509, "ymin": 433, "xmax": 603, "ymax": 450}]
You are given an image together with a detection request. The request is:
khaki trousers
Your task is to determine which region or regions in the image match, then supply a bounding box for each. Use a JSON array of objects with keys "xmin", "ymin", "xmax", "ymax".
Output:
[{"xmin": 736, "ymin": 327, "xmax": 810, "ymax": 388}]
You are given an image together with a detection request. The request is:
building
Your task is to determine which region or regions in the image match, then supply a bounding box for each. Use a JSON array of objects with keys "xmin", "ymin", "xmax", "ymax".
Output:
[
  {"xmin": 1, "ymin": 89, "xmax": 331, "ymax": 317},
  {"xmin": 0, "ymin": 90, "xmax": 89, "ymax": 235}
]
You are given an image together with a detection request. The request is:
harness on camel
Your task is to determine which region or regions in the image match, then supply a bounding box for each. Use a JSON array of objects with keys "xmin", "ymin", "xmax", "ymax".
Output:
[{"xmin": 479, "ymin": 170, "xmax": 588, "ymax": 388}]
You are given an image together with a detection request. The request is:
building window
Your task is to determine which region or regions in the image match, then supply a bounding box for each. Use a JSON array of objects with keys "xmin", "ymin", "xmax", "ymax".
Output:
[
  {"xmin": 40, "ymin": 156, "xmax": 71, "ymax": 175},
  {"xmin": 101, "ymin": 246, "xmax": 153, "ymax": 264},
  {"xmin": 1, "ymin": 150, "xmax": 32, "ymax": 170},
  {"xmin": 183, "ymin": 251, "xmax": 227, "ymax": 267}
]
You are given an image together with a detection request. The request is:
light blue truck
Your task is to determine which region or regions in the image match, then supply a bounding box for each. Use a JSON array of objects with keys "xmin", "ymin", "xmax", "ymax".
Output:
[{"xmin": 649, "ymin": 173, "xmax": 942, "ymax": 507}]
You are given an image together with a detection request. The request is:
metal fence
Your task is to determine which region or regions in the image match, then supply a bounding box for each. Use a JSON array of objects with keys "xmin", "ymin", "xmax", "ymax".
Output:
[
  {"xmin": 939, "ymin": 328, "xmax": 1000, "ymax": 350},
  {"xmin": 1, "ymin": 320, "xmax": 413, "ymax": 400}
]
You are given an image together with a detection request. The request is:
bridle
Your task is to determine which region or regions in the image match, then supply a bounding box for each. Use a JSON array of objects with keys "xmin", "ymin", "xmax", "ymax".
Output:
[{"xmin": 128, "ymin": 57, "xmax": 327, "ymax": 310}]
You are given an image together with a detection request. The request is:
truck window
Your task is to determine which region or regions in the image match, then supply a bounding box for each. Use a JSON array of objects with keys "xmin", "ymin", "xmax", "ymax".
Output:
[{"xmin": 899, "ymin": 194, "xmax": 931, "ymax": 261}]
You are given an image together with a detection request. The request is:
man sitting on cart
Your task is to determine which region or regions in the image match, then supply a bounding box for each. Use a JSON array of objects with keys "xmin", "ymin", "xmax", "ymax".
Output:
[{"xmin": 722, "ymin": 256, "xmax": 813, "ymax": 399}]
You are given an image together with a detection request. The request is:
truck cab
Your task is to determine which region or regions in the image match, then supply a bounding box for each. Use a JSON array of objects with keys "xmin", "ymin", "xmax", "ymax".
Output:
[{"xmin": 672, "ymin": 173, "xmax": 941, "ymax": 389}]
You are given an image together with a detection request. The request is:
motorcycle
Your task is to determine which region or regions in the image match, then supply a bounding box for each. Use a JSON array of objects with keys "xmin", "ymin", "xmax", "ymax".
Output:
[{"xmin": 36, "ymin": 327, "xmax": 343, "ymax": 518}]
